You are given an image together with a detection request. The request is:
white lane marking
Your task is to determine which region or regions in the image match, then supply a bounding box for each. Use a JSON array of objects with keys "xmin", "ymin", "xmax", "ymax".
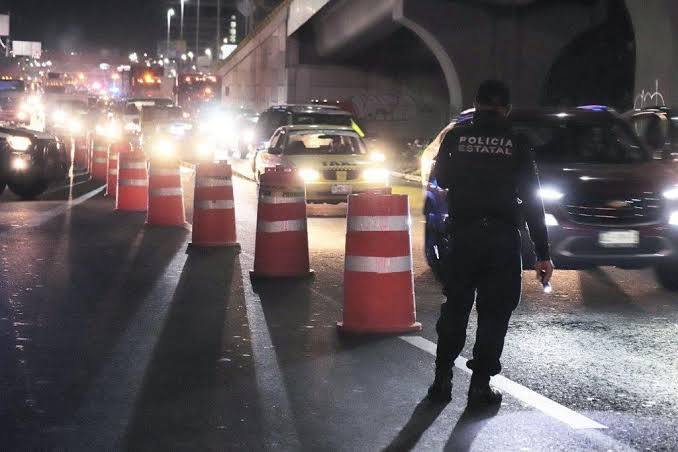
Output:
[
  {"xmin": 23, "ymin": 185, "xmax": 105, "ymax": 228},
  {"xmin": 399, "ymin": 335, "xmax": 608, "ymax": 430},
  {"xmin": 237, "ymin": 252, "xmax": 302, "ymax": 450}
]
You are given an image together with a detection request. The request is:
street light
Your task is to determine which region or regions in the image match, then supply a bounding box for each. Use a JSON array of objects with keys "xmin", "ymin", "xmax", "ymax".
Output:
[
  {"xmin": 187, "ymin": 51, "xmax": 194, "ymax": 61},
  {"xmin": 205, "ymin": 48, "xmax": 212, "ymax": 58},
  {"xmin": 180, "ymin": 0, "xmax": 188, "ymax": 40},
  {"xmin": 166, "ymin": 8, "xmax": 176, "ymax": 54}
]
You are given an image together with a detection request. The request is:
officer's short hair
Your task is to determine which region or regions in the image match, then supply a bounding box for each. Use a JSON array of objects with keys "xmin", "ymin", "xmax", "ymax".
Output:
[{"xmin": 476, "ymin": 80, "xmax": 510, "ymax": 108}]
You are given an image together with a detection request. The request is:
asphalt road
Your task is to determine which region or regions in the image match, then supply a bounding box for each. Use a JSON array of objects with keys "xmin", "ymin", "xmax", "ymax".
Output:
[{"xmin": 0, "ymin": 163, "xmax": 676, "ymax": 451}]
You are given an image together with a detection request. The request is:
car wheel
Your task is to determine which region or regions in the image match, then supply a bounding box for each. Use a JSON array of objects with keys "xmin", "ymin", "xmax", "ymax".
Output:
[
  {"xmin": 424, "ymin": 204, "xmax": 447, "ymax": 282},
  {"xmin": 654, "ymin": 262, "xmax": 678, "ymax": 291},
  {"xmin": 8, "ymin": 180, "xmax": 48, "ymax": 200},
  {"xmin": 0, "ymin": 182, "xmax": 5, "ymax": 196}
]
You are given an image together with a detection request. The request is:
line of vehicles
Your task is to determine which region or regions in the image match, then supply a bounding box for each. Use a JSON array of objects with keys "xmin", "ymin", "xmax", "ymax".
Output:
[{"xmin": 1, "ymin": 66, "xmax": 677, "ymax": 290}]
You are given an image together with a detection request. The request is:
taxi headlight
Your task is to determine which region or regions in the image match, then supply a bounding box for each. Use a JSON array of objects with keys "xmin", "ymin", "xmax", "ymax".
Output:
[
  {"xmin": 7, "ymin": 136, "xmax": 32, "ymax": 151},
  {"xmin": 11, "ymin": 157, "xmax": 28, "ymax": 171},
  {"xmin": 299, "ymin": 168, "xmax": 320, "ymax": 183},
  {"xmin": 363, "ymin": 168, "xmax": 389, "ymax": 183},
  {"xmin": 153, "ymin": 139, "xmax": 175, "ymax": 157},
  {"xmin": 369, "ymin": 151, "xmax": 386, "ymax": 163}
]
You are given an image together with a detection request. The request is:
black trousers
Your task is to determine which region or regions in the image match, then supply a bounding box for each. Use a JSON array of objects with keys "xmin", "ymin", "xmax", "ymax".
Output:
[{"xmin": 435, "ymin": 220, "xmax": 522, "ymax": 378}]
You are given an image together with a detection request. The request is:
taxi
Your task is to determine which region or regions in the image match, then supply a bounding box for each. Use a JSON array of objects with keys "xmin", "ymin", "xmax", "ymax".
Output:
[{"xmin": 253, "ymin": 125, "xmax": 390, "ymax": 203}]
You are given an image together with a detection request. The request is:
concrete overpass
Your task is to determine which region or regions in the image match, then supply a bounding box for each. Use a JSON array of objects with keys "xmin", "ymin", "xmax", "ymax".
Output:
[{"xmin": 216, "ymin": 0, "xmax": 678, "ymax": 141}]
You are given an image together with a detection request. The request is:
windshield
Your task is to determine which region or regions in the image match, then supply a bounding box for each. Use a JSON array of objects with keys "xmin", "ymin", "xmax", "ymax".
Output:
[
  {"xmin": 291, "ymin": 113, "xmax": 352, "ymax": 127},
  {"xmin": 513, "ymin": 119, "xmax": 649, "ymax": 164},
  {"xmin": 284, "ymin": 130, "xmax": 366, "ymax": 155}
]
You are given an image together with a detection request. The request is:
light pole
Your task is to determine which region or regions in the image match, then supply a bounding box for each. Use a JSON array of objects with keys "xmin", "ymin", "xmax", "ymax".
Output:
[
  {"xmin": 195, "ymin": 0, "xmax": 201, "ymax": 56},
  {"xmin": 180, "ymin": 0, "xmax": 187, "ymax": 41},
  {"xmin": 166, "ymin": 8, "xmax": 176, "ymax": 55}
]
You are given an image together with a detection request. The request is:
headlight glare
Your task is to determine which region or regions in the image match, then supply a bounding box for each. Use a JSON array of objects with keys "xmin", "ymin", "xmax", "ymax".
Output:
[
  {"xmin": 299, "ymin": 168, "xmax": 320, "ymax": 182},
  {"xmin": 369, "ymin": 152, "xmax": 386, "ymax": 162},
  {"xmin": 669, "ymin": 211, "xmax": 678, "ymax": 226},
  {"xmin": 662, "ymin": 186, "xmax": 678, "ymax": 200},
  {"xmin": 545, "ymin": 213, "xmax": 559, "ymax": 226},
  {"xmin": 538, "ymin": 187, "xmax": 565, "ymax": 201},
  {"xmin": 153, "ymin": 139, "xmax": 175, "ymax": 157},
  {"xmin": 7, "ymin": 136, "xmax": 32, "ymax": 151}
]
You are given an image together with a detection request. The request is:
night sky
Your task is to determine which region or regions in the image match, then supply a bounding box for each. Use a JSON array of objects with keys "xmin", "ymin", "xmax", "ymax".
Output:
[{"xmin": 1, "ymin": 0, "xmax": 164, "ymax": 52}]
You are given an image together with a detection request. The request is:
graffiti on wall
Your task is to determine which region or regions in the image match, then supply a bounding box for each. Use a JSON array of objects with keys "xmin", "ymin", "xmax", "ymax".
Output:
[{"xmin": 634, "ymin": 79, "xmax": 666, "ymax": 109}]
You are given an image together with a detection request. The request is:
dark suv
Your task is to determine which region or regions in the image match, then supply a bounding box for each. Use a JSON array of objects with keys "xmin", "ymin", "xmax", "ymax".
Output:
[
  {"xmin": 248, "ymin": 104, "xmax": 362, "ymax": 159},
  {"xmin": 424, "ymin": 106, "xmax": 678, "ymax": 291}
]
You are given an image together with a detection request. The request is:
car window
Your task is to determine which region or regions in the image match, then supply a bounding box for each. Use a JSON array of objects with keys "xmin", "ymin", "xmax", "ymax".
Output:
[
  {"xmin": 513, "ymin": 119, "xmax": 649, "ymax": 164},
  {"xmin": 257, "ymin": 111, "xmax": 287, "ymax": 140},
  {"xmin": 291, "ymin": 113, "xmax": 352, "ymax": 127},
  {"xmin": 284, "ymin": 130, "xmax": 366, "ymax": 155},
  {"xmin": 631, "ymin": 113, "xmax": 668, "ymax": 154}
]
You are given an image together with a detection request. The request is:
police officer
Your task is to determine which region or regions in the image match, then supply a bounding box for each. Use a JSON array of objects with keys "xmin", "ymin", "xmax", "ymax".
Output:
[{"xmin": 427, "ymin": 80, "xmax": 553, "ymax": 406}]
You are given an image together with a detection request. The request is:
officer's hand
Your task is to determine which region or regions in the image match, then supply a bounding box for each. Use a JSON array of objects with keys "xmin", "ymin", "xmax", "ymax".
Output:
[{"xmin": 535, "ymin": 260, "xmax": 554, "ymax": 285}]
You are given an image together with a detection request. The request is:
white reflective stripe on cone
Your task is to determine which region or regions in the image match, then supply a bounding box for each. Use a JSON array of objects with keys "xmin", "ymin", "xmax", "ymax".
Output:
[
  {"xmin": 119, "ymin": 179, "xmax": 147, "ymax": 186},
  {"xmin": 121, "ymin": 162, "xmax": 147, "ymax": 169},
  {"xmin": 257, "ymin": 219, "xmax": 307, "ymax": 233},
  {"xmin": 150, "ymin": 187, "xmax": 183, "ymax": 197},
  {"xmin": 196, "ymin": 177, "xmax": 232, "ymax": 187},
  {"xmin": 260, "ymin": 195, "xmax": 305, "ymax": 205},
  {"xmin": 110, "ymin": 155, "xmax": 119, "ymax": 160},
  {"xmin": 108, "ymin": 169, "xmax": 118, "ymax": 175},
  {"xmin": 94, "ymin": 158, "xmax": 107, "ymax": 163},
  {"xmin": 150, "ymin": 168, "xmax": 181, "ymax": 176},
  {"xmin": 345, "ymin": 255, "xmax": 412, "ymax": 273},
  {"xmin": 196, "ymin": 200, "xmax": 234, "ymax": 209},
  {"xmin": 348, "ymin": 215, "xmax": 409, "ymax": 232}
]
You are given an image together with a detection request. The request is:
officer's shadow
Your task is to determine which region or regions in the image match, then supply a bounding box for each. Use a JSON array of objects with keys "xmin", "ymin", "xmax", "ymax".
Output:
[{"xmin": 383, "ymin": 399, "xmax": 500, "ymax": 452}]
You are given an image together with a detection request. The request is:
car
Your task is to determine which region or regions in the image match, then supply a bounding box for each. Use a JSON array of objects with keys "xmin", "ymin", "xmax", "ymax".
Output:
[
  {"xmin": 0, "ymin": 126, "xmax": 68, "ymax": 198},
  {"xmin": 253, "ymin": 125, "xmax": 389, "ymax": 203},
  {"xmin": 423, "ymin": 106, "xmax": 678, "ymax": 291},
  {"xmin": 250, "ymin": 104, "xmax": 364, "ymax": 160}
]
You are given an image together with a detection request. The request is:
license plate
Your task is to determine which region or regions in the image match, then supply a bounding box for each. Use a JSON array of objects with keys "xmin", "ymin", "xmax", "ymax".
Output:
[
  {"xmin": 331, "ymin": 184, "xmax": 352, "ymax": 195},
  {"xmin": 598, "ymin": 230, "xmax": 639, "ymax": 248}
]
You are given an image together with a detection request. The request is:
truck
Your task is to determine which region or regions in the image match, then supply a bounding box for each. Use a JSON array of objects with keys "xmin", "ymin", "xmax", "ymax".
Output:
[
  {"xmin": 127, "ymin": 65, "xmax": 174, "ymax": 100},
  {"xmin": 176, "ymin": 73, "xmax": 220, "ymax": 114}
]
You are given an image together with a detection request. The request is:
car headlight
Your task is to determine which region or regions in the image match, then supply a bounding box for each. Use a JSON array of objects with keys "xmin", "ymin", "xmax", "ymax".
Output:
[
  {"xmin": 363, "ymin": 168, "xmax": 390, "ymax": 183},
  {"xmin": 7, "ymin": 136, "xmax": 32, "ymax": 151},
  {"xmin": 662, "ymin": 186, "xmax": 678, "ymax": 200},
  {"xmin": 11, "ymin": 156, "xmax": 28, "ymax": 171},
  {"xmin": 16, "ymin": 111, "xmax": 28, "ymax": 121},
  {"xmin": 537, "ymin": 187, "xmax": 565, "ymax": 201},
  {"xmin": 69, "ymin": 120, "xmax": 83, "ymax": 134},
  {"xmin": 545, "ymin": 213, "xmax": 559, "ymax": 226},
  {"xmin": 299, "ymin": 168, "xmax": 320, "ymax": 182},
  {"xmin": 153, "ymin": 139, "xmax": 175, "ymax": 157},
  {"xmin": 52, "ymin": 110, "xmax": 67, "ymax": 123},
  {"xmin": 369, "ymin": 151, "xmax": 386, "ymax": 162},
  {"xmin": 196, "ymin": 142, "xmax": 214, "ymax": 158},
  {"xmin": 669, "ymin": 211, "xmax": 678, "ymax": 226},
  {"xmin": 242, "ymin": 128, "xmax": 255, "ymax": 144}
]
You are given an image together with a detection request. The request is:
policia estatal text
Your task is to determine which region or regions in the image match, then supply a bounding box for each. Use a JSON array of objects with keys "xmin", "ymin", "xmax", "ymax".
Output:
[{"xmin": 428, "ymin": 80, "xmax": 554, "ymax": 406}]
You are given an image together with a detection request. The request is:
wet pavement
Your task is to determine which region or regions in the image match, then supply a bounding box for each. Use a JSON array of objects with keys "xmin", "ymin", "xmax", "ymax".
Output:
[{"xmin": 0, "ymin": 165, "xmax": 676, "ymax": 451}]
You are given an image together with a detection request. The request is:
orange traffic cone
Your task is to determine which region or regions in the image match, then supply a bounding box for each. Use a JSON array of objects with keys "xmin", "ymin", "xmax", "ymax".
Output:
[
  {"xmin": 191, "ymin": 161, "xmax": 239, "ymax": 248},
  {"xmin": 91, "ymin": 137, "xmax": 108, "ymax": 182},
  {"xmin": 106, "ymin": 141, "xmax": 131, "ymax": 198},
  {"xmin": 116, "ymin": 152, "xmax": 148, "ymax": 211},
  {"xmin": 251, "ymin": 167, "xmax": 312, "ymax": 278},
  {"xmin": 337, "ymin": 192, "xmax": 421, "ymax": 334},
  {"xmin": 146, "ymin": 159, "xmax": 186, "ymax": 226},
  {"xmin": 74, "ymin": 136, "xmax": 89, "ymax": 170}
]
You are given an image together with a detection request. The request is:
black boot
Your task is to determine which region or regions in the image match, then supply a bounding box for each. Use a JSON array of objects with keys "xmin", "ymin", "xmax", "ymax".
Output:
[
  {"xmin": 467, "ymin": 374, "xmax": 502, "ymax": 408},
  {"xmin": 426, "ymin": 367, "xmax": 452, "ymax": 403}
]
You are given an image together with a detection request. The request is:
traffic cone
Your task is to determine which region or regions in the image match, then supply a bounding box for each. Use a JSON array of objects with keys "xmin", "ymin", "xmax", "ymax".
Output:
[
  {"xmin": 191, "ymin": 161, "xmax": 239, "ymax": 248},
  {"xmin": 146, "ymin": 158, "xmax": 186, "ymax": 226},
  {"xmin": 116, "ymin": 152, "xmax": 148, "ymax": 211},
  {"xmin": 251, "ymin": 166, "xmax": 312, "ymax": 278},
  {"xmin": 74, "ymin": 136, "xmax": 89, "ymax": 170},
  {"xmin": 106, "ymin": 141, "xmax": 131, "ymax": 198},
  {"xmin": 91, "ymin": 137, "xmax": 108, "ymax": 182},
  {"xmin": 337, "ymin": 192, "xmax": 421, "ymax": 334}
]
